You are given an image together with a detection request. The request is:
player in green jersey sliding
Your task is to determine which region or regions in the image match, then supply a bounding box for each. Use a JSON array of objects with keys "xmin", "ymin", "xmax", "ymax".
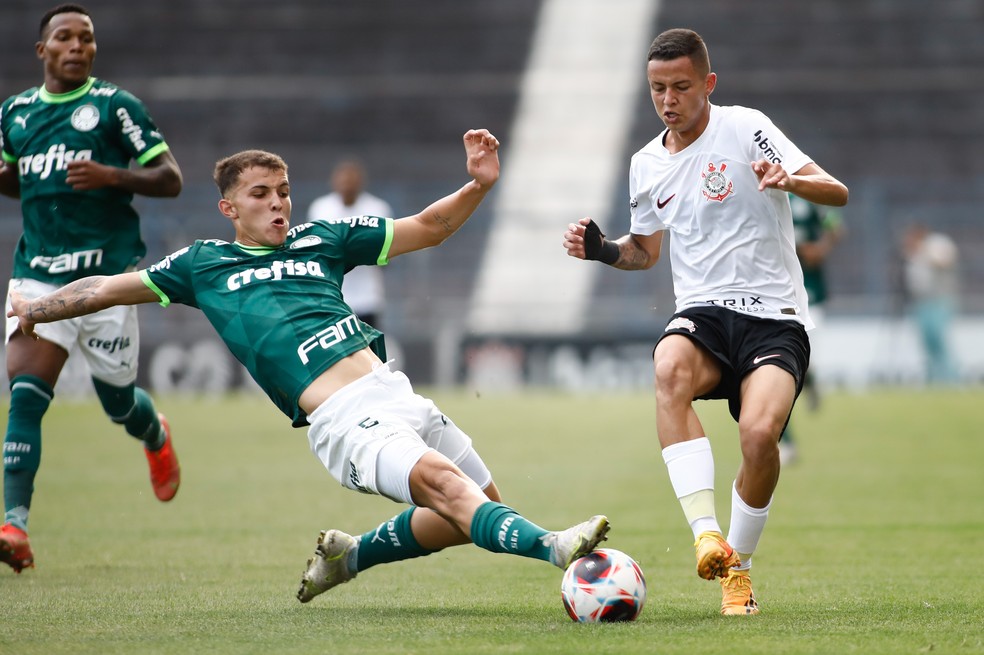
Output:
[
  {"xmin": 7, "ymin": 129, "xmax": 611, "ymax": 601},
  {"xmin": 0, "ymin": 4, "xmax": 183, "ymax": 573}
]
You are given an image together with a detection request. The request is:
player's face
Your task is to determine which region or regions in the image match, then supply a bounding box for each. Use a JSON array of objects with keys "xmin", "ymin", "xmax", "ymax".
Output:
[
  {"xmin": 647, "ymin": 56, "xmax": 715, "ymax": 139},
  {"xmin": 221, "ymin": 167, "xmax": 292, "ymax": 248},
  {"xmin": 332, "ymin": 165, "xmax": 364, "ymax": 206},
  {"xmin": 37, "ymin": 12, "xmax": 97, "ymax": 93}
]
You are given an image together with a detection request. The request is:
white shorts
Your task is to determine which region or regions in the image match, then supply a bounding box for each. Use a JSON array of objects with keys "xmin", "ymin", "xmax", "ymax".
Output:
[
  {"xmin": 5, "ymin": 278, "xmax": 140, "ymax": 386},
  {"xmin": 306, "ymin": 362, "xmax": 492, "ymax": 504}
]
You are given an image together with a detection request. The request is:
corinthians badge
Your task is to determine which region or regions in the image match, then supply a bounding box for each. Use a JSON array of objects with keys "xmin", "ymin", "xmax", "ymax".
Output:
[{"xmin": 701, "ymin": 161, "xmax": 733, "ymax": 202}]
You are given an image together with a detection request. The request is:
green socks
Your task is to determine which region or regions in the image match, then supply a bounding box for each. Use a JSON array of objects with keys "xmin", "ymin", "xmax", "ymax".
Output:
[
  {"xmin": 469, "ymin": 501, "xmax": 551, "ymax": 562},
  {"xmin": 92, "ymin": 379, "xmax": 164, "ymax": 450},
  {"xmin": 353, "ymin": 502, "xmax": 557, "ymax": 575},
  {"xmin": 356, "ymin": 507, "xmax": 435, "ymax": 572},
  {"xmin": 3, "ymin": 376, "xmax": 53, "ymax": 531}
]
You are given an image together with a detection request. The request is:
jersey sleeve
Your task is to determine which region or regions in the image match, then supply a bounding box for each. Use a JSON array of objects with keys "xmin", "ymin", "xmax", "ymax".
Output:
[
  {"xmin": 628, "ymin": 152, "xmax": 664, "ymax": 236},
  {"xmin": 0, "ymin": 98, "xmax": 13, "ymax": 162},
  {"xmin": 315, "ymin": 216, "xmax": 394, "ymax": 268},
  {"xmin": 737, "ymin": 108, "xmax": 812, "ymax": 174},
  {"xmin": 140, "ymin": 243, "xmax": 199, "ymax": 308},
  {"xmin": 110, "ymin": 88, "xmax": 170, "ymax": 166}
]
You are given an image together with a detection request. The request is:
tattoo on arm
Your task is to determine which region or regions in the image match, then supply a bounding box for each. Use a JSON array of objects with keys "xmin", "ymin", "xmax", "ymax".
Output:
[
  {"xmin": 432, "ymin": 210, "xmax": 454, "ymax": 233},
  {"xmin": 616, "ymin": 240, "xmax": 651, "ymax": 270},
  {"xmin": 26, "ymin": 277, "xmax": 105, "ymax": 323}
]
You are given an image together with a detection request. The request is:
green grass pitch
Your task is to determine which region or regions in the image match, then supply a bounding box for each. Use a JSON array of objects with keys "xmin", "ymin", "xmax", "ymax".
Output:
[{"xmin": 1, "ymin": 387, "xmax": 982, "ymax": 654}]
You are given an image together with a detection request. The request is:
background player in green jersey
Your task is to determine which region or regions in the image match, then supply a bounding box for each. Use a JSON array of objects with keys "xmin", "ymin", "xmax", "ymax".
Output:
[
  {"xmin": 7, "ymin": 129, "xmax": 611, "ymax": 601},
  {"xmin": 778, "ymin": 195, "xmax": 844, "ymax": 465},
  {"xmin": 0, "ymin": 4, "xmax": 183, "ymax": 573}
]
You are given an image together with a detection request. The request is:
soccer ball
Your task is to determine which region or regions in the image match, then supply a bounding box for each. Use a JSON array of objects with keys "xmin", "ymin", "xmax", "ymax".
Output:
[{"xmin": 561, "ymin": 548, "xmax": 647, "ymax": 623}]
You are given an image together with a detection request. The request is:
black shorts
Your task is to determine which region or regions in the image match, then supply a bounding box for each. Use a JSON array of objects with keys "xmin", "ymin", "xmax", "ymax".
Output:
[{"xmin": 656, "ymin": 306, "xmax": 811, "ymax": 421}]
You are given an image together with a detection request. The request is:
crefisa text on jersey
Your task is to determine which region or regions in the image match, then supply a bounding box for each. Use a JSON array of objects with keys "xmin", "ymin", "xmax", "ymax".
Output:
[
  {"xmin": 226, "ymin": 259, "xmax": 325, "ymax": 290},
  {"xmin": 18, "ymin": 143, "xmax": 93, "ymax": 180}
]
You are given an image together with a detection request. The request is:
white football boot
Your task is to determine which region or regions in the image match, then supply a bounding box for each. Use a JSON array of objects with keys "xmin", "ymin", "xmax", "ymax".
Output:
[
  {"xmin": 545, "ymin": 515, "xmax": 610, "ymax": 569},
  {"xmin": 297, "ymin": 529, "xmax": 358, "ymax": 603}
]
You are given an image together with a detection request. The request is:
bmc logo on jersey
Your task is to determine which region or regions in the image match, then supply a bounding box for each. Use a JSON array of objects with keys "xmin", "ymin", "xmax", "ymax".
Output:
[
  {"xmin": 752, "ymin": 130, "xmax": 784, "ymax": 164},
  {"xmin": 18, "ymin": 144, "xmax": 93, "ymax": 180}
]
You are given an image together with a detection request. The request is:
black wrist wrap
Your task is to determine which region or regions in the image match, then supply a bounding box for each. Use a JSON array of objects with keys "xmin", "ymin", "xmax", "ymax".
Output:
[{"xmin": 583, "ymin": 219, "xmax": 619, "ymax": 265}]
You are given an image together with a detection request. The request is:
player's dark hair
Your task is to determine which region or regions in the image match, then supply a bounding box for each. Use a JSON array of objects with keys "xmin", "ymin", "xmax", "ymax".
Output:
[
  {"xmin": 213, "ymin": 150, "xmax": 289, "ymax": 197},
  {"xmin": 40, "ymin": 4, "xmax": 90, "ymax": 38},
  {"xmin": 648, "ymin": 28, "xmax": 710, "ymax": 76}
]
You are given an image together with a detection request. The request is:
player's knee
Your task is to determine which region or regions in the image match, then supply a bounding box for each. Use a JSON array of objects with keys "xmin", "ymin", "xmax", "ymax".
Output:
[
  {"xmin": 738, "ymin": 417, "xmax": 784, "ymax": 462},
  {"xmin": 92, "ymin": 378, "xmax": 137, "ymax": 422},
  {"xmin": 482, "ymin": 480, "xmax": 502, "ymax": 503},
  {"xmin": 653, "ymin": 354, "xmax": 695, "ymax": 399},
  {"xmin": 411, "ymin": 457, "xmax": 478, "ymax": 513}
]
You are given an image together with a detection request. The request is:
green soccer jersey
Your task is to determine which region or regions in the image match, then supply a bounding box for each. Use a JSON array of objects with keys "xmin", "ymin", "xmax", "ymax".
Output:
[
  {"xmin": 1, "ymin": 77, "xmax": 171, "ymax": 284},
  {"xmin": 140, "ymin": 216, "xmax": 394, "ymax": 426},
  {"xmin": 790, "ymin": 194, "xmax": 842, "ymax": 306}
]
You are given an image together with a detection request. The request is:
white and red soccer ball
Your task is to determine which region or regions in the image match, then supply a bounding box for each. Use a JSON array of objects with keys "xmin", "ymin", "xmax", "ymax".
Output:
[{"xmin": 561, "ymin": 548, "xmax": 647, "ymax": 623}]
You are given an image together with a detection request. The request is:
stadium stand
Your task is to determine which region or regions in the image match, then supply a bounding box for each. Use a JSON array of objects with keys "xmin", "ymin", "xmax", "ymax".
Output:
[{"xmin": 1, "ymin": 0, "xmax": 982, "ymax": 386}]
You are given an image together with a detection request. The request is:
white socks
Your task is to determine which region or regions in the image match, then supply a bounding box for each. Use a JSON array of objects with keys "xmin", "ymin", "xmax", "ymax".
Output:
[
  {"xmin": 727, "ymin": 481, "xmax": 771, "ymax": 569},
  {"xmin": 662, "ymin": 438, "xmax": 720, "ymax": 537},
  {"xmin": 664, "ymin": 439, "xmax": 773, "ymax": 570}
]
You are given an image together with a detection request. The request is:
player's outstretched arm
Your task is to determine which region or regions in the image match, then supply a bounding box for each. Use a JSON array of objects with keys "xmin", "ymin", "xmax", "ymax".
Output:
[
  {"xmin": 7, "ymin": 272, "xmax": 158, "ymax": 339},
  {"xmin": 389, "ymin": 129, "xmax": 500, "ymax": 257}
]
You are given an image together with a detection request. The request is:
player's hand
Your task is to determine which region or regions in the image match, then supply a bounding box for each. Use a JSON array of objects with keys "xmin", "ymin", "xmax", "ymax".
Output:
[
  {"xmin": 66, "ymin": 159, "xmax": 120, "ymax": 191},
  {"xmin": 751, "ymin": 159, "xmax": 791, "ymax": 192},
  {"xmin": 5, "ymin": 292, "xmax": 38, "ymax": 340},
  {"xmin": 563, "ymin": 217, "xmax": 595, "ymax": 260},
  {"xmin": 463, "ymin": 129, "xmax": 500, "ymax": 190}
]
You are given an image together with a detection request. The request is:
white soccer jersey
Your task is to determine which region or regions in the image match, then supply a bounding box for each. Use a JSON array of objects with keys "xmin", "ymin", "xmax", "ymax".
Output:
[
  {"xmin": 629, "ymin": 104, "xmax": 815, "ymax": 329},
  {"xmin": 307, "ymin": 191, "xmax": 394, "ymax": 316}
]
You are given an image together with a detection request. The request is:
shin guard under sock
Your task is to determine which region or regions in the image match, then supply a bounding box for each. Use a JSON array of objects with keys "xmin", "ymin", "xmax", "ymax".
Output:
[
  {"xmin": 356, "ymin": 507, "xmax": 435, "ymax": 572},
  {"xmin": 469, "ymin": 501, "xmax": 551, "ymax": 562},
  {"xmin": 92, "ymin": 379, "xmax": 164, "ymax": 450},
  {"xmin": 3, "ymin": 376, "xmax": 53, "ymax": 530}
]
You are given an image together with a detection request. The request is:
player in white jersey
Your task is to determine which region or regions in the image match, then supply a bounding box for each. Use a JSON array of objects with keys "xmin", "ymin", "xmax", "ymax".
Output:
[
  {"xmin": 563, "ymin": 28, "xmax": 848, "ymax": 615},
  {"xmin": 307, "ymin": 160, "xmax": 393, "ymax": 327}
]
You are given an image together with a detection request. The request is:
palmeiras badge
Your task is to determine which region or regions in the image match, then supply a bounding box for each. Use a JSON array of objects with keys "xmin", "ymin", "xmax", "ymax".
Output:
[
  {"xmin": 71, "ymin": 104, "xmax": 100, "ymax": 132},
  {"xmin": 701, "ymin": 161, "xmax": 733, "ymax": 202}
]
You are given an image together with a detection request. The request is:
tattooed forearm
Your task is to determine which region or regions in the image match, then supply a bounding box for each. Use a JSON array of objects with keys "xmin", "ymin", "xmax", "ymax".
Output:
[
  {"xmin": 26, "ymin": 277, "xmax": 106, "ymax": 323},
  {"xmin": 431, "ymin": 210, "xmax": 455, "ymax": 233},
  {"xmin": 615, "ymin": 240, "xmax": 653, "ymax": 270}
]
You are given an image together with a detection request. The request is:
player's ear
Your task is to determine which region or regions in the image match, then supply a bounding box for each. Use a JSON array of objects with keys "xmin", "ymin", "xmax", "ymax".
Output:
[
  {"xmin": 218, "ymin": 198, "xmax": 236, "ymax": 219},
  {"xmin": 705, "ymin": 72, "xmax": 717, "ymax": 98}
]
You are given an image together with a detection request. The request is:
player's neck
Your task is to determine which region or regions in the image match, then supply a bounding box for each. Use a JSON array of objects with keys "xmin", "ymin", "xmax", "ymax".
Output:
[
  {"xmin": 663, "ymin": 107, "xmax": 711, "ymax": 154},
  {"xmin": 43, "ymin": 76, "xmax": 91, "ymax": 96}
]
